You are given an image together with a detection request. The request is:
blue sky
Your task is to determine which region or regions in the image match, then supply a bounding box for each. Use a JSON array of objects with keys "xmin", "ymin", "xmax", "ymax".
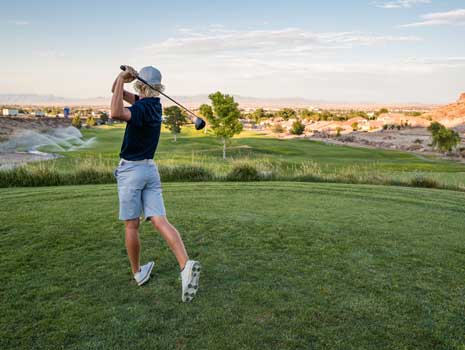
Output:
[{"xmin": 1, "ymin": 0, "xmax": 464, "ymax": 103}]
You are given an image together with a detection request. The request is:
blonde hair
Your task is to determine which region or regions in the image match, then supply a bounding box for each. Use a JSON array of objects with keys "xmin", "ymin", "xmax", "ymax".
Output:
[{"xmin": 134, "ymin": 80, "xmax": 165, "ymax": 98}]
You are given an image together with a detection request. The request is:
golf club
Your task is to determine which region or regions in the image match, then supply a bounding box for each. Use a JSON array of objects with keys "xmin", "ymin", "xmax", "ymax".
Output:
[{"xmin": 120, "ymin": 65, "xmax": 206, "ymax": 130}]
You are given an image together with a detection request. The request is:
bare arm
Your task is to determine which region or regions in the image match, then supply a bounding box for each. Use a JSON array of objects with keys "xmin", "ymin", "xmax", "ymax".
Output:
[
  {"xmin": 111, "ymin": 77, "xmax": 138, "ymax": 104},
  {"xmin": 110, "ymin": 76, "xmax": 132, "ymax": 121}
]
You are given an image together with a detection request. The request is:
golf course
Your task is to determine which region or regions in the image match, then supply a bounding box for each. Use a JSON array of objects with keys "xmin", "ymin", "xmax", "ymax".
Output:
[
  {"xmin": 1, "ymin": 127, "xmax": 465, "ymax": 349},
  {"xmin": 1, "ymin": 182, "xmax": 464, "ymax": 349}
]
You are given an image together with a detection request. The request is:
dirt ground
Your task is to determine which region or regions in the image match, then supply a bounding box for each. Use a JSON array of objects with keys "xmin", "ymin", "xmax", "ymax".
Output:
[{"xmin": 0, "ymin": 116, "xmax": 71, "ymax": 141}]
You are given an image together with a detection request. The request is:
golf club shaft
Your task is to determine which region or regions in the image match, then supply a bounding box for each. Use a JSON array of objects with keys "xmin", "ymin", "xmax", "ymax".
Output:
[{"xmin": 120, "ymin": 65, "xmax": 200, "ymax": 122}]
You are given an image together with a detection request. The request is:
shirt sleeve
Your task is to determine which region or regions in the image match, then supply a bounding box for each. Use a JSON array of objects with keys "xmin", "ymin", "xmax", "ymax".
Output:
[{"xmin": 127, "ymin": 103, "xmax": 143, "ymax": 127}]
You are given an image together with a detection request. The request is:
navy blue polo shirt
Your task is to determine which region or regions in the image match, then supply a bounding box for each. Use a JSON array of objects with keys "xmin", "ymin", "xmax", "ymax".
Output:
[{"xmin": 119, "ymin": 97, "xmax": 162, "ymax": 161}]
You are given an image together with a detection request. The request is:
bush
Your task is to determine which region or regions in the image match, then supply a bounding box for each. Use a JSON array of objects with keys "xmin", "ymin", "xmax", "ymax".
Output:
[
  {"xmin": 409, "ymin": 174, "xmax": 439, "ymax": 189},
  {"xmin": 72, "ymin": 115, "xmax": 82, "ymax": 129},
  {"xmin": 159, "ymin": 165, "xmax": 213, "ymax": 182},
  {"xmin": 226, "ymin": 164, "xmax": 260, "ymax": 181},
  {"xmin": 271, "ymin": 124, "xmax": 284, "ymax": 133},
  {"xmin": 290, "ymin": 120, "xmax": 305, "ymax": 135},
  {"xmin": 86, "ymin": 116, "xmax": 96, "ymax": 127},
  {"xmin": 414, "ymin": 139, "xmax": 423, "ymax": 144}
]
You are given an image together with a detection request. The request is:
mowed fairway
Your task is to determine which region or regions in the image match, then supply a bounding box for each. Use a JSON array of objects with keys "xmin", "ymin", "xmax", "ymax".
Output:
[{"xmin": 1, "ymin": 183, "xmax": 465, "ymax": 349}]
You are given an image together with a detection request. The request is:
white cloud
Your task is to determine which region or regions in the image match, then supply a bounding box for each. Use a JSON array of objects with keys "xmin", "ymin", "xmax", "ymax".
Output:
[
  {"xmin": 7, "ymin": 20, "xmax": 29, "ymax": 25},
  {"xmin": 142, "ymin": 27, "xmax": 419, "ymax": 59},
  {"xmin": 374, "ymin": 0, "xmax": 430, "ymax": 9},
  {"xmin": 400, "ymin": 8, "xmax": 465, "ymax": 27}
]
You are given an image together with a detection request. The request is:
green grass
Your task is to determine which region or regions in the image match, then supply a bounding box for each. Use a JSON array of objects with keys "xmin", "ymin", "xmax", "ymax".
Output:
[
  {"xmin": 3, "ymin": 124, "xmax": 465, "ymax": 188},
  {"xmin": 1, "ymin": 182, "xmax": 464, "ymax": 349}
]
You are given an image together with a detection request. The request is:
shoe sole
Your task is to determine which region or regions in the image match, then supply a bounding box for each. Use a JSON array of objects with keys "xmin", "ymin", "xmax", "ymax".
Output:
[
  {"xmin": 183, "ymin": 261, "xmax": 201, "ymax": 302},
  {"xmin": 138, "ymin": 262, "xmax": 154, "ymax": 286}
]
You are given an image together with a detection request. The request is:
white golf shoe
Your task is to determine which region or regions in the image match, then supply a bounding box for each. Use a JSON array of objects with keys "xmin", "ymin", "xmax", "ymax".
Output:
[
  {"xmin": 181, "ymin": 260, "xmax": 201, "ymax": 302},
  {"xmin": 134, "ymin": 261, "xmax": 154, "ymax": 286}
]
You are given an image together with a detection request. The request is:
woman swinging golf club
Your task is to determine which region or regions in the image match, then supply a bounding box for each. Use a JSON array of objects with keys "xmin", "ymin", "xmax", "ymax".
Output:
[{"xmin": 111, "ymin": 65, "xmax": 200, "ymax": 302}]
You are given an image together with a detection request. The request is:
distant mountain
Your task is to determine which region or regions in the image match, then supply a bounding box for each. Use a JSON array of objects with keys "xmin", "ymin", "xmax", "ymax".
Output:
[
  {"xmin": 0, "ymin": 94, "xmax": 109, "ymax": 107},
  {"xmin": 0, "ymin": 93, "xmax": 436, "ymax": 110}
]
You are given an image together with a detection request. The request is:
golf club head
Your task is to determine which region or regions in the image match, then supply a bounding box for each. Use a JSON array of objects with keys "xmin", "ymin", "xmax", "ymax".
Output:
[{"xmin": 195, "ymin": 118, "xmax": 206, "ymax": 130}]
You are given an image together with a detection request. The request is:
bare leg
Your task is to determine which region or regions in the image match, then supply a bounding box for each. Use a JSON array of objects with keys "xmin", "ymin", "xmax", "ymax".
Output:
[
  {"xmin": 150, "ymin": 216, "xmax": 188, "ymax": 270},
  {"xmin": 125, "ymin": 218, "xmax": 141, "ymax": 274}
]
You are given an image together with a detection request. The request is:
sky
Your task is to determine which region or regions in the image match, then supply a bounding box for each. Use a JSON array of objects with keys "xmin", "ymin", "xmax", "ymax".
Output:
[{"xmin": 1, "ymin": 0, "xmax": 464, "ymax": 103}]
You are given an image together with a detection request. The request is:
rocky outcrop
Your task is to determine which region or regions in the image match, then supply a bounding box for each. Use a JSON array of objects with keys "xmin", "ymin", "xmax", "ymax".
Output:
[{"xmin": 423, "ymin": 93, "xmax": 465, "ymax": 127}]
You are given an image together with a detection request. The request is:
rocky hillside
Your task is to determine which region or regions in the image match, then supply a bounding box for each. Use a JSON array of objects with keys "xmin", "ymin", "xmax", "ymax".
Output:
[{"xmin": 423, "ymin": 93, "xmax": 465, "ymax": 128}]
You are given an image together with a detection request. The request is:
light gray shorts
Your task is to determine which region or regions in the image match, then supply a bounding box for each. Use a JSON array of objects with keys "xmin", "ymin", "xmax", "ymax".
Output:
[{"xmin": 114, "ymin": 159, "xmax": 166, "ymax": 221}]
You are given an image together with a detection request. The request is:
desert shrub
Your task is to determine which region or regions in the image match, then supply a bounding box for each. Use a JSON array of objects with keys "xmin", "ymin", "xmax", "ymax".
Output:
[
  {"xmin": 290, "ymin": 120, "xmax": 305, "ymax": 135},
  {"xmin": 414, "ymin": 139, "xmax": 423, "ymax": 144},
  {"xmin": 226, "ymin": 164, "xmax": 260, "ymax": 181},
  {"xmin": 271, "ymin": 124, "xmax": 284, "ymax": 133}
]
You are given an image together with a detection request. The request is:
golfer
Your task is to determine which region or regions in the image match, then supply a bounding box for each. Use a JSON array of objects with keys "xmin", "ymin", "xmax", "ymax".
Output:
[{"xmin": 110, "ymin": 65, "xmax": 200, "ymax": 302}]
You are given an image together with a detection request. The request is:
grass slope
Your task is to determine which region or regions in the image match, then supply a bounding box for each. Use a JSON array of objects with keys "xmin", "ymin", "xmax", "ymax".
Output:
[
  {"xmin": 73, "ymin": 126, "xmax": 465, "ymax": 173},
  {"xmin": 1, "ymin": 183, "xmax": 464, "ymax": 349}
]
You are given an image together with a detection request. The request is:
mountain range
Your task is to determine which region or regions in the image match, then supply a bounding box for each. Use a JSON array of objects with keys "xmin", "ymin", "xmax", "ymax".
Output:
[{"xmin": 0, "ymin": 93, "xmax": 437, "ymax": 110}]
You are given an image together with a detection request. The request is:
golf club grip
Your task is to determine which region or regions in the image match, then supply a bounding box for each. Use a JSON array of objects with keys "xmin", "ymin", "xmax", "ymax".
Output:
[{"xmin": 119, "ymin": 65, "xmax": 204, "ymax": 123}]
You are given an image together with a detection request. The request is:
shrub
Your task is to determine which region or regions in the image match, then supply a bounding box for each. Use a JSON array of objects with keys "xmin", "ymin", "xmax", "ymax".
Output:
[
  {"xmin": 86, "ymin": 116, "xmax": 96, "ymax": 127},
  {"xmin": 409, "ymin": 174, "xmax": 439, "ymax": 189},
  {"xmin": 290, "ymin": 120, "xmax": 305, "ymax": 135},
  {"xmin": 159, "ymin": 165, "xmax": 213, "ymax": 182},
  {"xmin": 72, "ymin": 115, "xmax": 82, "ymax": 129},
  {"xmin": 414, "ymin": 139, "xmax": 423, "ymax": 144},
  {"xmin": 272, "ymin": 124, "xmax": 284, "ymax": 133},
  {"xmin": 226, "ymin": 164, "xmax": 260, "ymax": 181}
]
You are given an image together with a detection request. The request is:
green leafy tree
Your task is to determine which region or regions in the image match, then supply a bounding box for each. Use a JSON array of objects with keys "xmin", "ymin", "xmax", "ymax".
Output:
[
  {"xmin": 428, "ymin": 122, "xmax": 460, "ymax": 153},
  {"xmin": 99, "ymin": 112, "xmax": 109, "ymax": 124},
  {"xmin": 336, "ymin": 127, "xmax": 344, "ymax": 137},
  {"xmin": 276, "ymin": 108, "xmax": 296, "ymax": 121},
  {"xmin": 290, "ymin": 120, "xmax": 305, "ymax": 135},
  {"xmin": 164, "ymin": 106, "xmax": 188, "ymax": 142},
  {"xmin": 71, "ymin": 115, "xmax": 82, "ymax": 129},
  {"xmin": 375, "ymin": 108, "xmax": 389, "ymax": 117},
  {"xmin": 201, "ymin": 92, "xmax": 243, "ymax": 159},
  {"xmin": 427, "ymin": 121, "xmax": 443, "ymax": 136},
  {"xmin": 351, "ymin": 122, "xmax": 359, "ymax": 131},
  {"xmin": 251, "ymin": 108, "xmax": 266, "ymax": 124},
  {"xmin": 199, "ymin": 104, "xmax": 213, "ymax": 134}
]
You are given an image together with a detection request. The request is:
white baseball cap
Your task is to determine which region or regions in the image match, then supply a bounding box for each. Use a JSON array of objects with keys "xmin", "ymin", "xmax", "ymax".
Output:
[{"xmin": 139, "ymin": 66, "xmax": 162, "ymax": 85}]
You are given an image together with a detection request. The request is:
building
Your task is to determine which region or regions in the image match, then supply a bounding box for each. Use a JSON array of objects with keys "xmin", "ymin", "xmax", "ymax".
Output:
[{"xmin": 2, "ymin": 109, "xmax": 18, "ymax": 116}]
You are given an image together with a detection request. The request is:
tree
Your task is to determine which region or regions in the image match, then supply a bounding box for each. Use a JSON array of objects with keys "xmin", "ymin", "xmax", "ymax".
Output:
[
  {"xmin": 276, "ymin": 108, "xmax": 296, "ymax": 121},
  {"xmin": 251, "ymin": 108, "xmax": 266, "ymax": 124},
  {"xmin": 336, "ymin": 127, "xmax": 344, "ymax": 137},
  {"xmin": 164, "ymin": 106, "xmax": 188, "ymax": 142},
  {"xmin": 99, "ymin": 111, "xmax": 109, "ymax": 124},
  {"xmin": 71, "ymin": 115, "xmax": 82, "ymax": 129},
  {"xmin": 427, "ymin": 121, "xmax": 442, "ymax": 136},
  {"xmin": 375, "ymin": 108, "xmax": 389, "ymax": 117},
  {"xmin": 290, "ymin": 120, "xmax": 305, "ymax": 135},
  {"xmin": 199, "ymin": 104, "xmax": 213, "ymax": 134},
  {"xmin": 351, "ymin": 122, "xmax": 359, "ymax": 131},
  {"xmin": 428, "ymin": 122, "xmax": 460, "ymax": 153},
  {"xmin": 201, "ymin": 92, "xmax": 243, "ymax": 159}
]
